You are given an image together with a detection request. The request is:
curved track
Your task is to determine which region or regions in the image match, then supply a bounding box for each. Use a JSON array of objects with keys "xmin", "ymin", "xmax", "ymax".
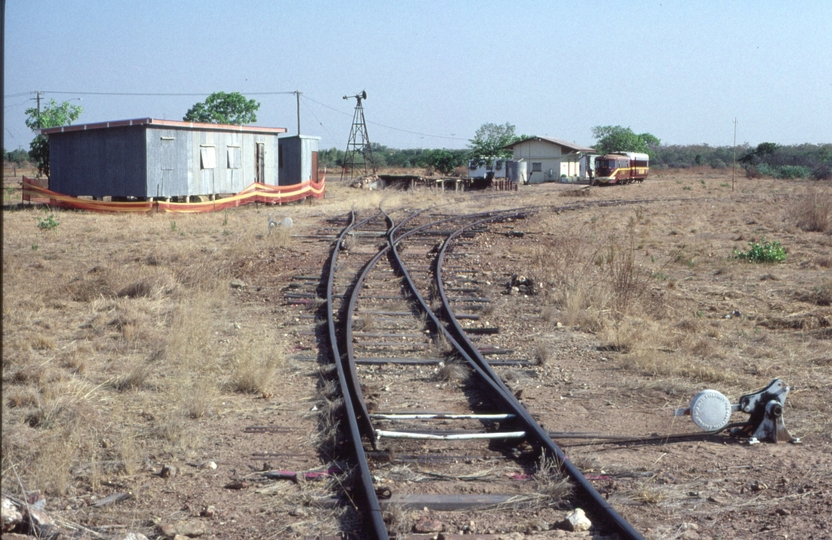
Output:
[{"xmin": 324, "ymin": 207, "xmax": 645, "ymax": 539}]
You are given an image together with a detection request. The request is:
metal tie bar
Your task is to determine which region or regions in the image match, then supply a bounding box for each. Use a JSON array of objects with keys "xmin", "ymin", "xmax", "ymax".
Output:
[
  {"xmin": 370, "ymin": 413, "xmax": 515, "ymax": 420},
  {"xmin": 375, "ymin": 430, "xmax": 525, "ymax": 441}
]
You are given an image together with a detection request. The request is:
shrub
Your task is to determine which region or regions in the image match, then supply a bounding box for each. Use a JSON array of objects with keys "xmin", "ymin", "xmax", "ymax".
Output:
[
  {"xmin": 777, "ymin": 165, "xmax": 811, "ymax": 179},
  {"xmin": 733, "ymin": 238, "xmax": 787, "ymax": 263},
  {"xmin": 37, "ymin": 214, "xmax": 59, "ymax": 231},
  {"xmin": 754, "ymin": 163, "xmax": 777, "ymax": 177},
  {"xmin": 813, "ymin": 163, "xmax": 831, "ymax": 180}
]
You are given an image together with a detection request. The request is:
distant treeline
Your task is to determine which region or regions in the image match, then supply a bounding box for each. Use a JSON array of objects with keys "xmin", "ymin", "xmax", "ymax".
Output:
[
  {"xmin": 7, "ymin": 142, "xmax": 830, "ymax": 180},
  {"xmin": 320, "ymin": 142, "xmax": 831, "ymax": 180},
  {"xmin": 319, "ymin": 144, "xmax": 469, "ymax": 174},
  {"xmin": 3, "ymin": 148, "xmax": 31, "ymax": 166},
  {"xmin": 652, "ymin": 142, "xmax": 832, "ymax": 180}
]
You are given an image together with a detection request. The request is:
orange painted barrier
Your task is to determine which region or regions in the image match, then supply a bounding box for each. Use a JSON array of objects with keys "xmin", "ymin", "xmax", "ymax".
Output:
[{"xmin": 21, "ymin": 176, "xmax": 325, "ymax": 214}]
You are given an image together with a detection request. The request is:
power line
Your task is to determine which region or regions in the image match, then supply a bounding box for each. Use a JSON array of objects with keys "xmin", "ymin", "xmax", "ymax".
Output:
[
  {"xmin": 367, "ymin": 119, "xmax": 467, "ymax": 141},
  {"xmin": 19, "ymin": 89, "xmax": 471, "ymax": 143},
  {"xmin": 5, "ymin": 99, "xmax": 31, "ymax": 109},
  {"xmin": 299, "ymin": 96, "xmax": 338, "ymax": 142},
  {"xmin": 301, "ymin": 94, "xmax": 468, "ymax": 142},
  {"xmin": 37, "ymin": 90, "xmax": 297, "ymax": 97}
]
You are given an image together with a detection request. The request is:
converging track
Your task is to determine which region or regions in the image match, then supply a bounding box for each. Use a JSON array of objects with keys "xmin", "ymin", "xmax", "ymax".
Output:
[{"xmin": 323, "ymin": 207, "xmax": 645, "ymax": 539}]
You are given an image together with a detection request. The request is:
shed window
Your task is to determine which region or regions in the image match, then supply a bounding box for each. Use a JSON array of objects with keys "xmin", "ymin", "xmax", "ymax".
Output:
[
  {"xmin": 200, "ymin": 146, "xmax": 216, "ymax": 169},
  {"xmin": 227, "ymin": 146, "xmax": 241, "ymax": 169},
  {"xmin": 532, "ymin": 162, "xmax": 542, "ymax": 172}
]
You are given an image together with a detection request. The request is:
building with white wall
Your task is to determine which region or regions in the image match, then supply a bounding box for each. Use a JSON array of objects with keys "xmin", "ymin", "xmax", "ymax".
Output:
[{"xmin": 503, "ymin": 136, "xmax": 596, "ymax": 183}]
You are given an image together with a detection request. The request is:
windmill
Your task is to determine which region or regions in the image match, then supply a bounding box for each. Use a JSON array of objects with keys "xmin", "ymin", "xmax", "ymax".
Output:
[{"xmin": 340, "ymin": 90, "xmax": 376, "ymax": 182}]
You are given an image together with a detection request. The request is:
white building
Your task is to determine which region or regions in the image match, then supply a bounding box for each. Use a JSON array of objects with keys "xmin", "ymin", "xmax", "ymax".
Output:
[{"xmin": 503, "ymin": 136, "xmax": 596, "ymax": 184}]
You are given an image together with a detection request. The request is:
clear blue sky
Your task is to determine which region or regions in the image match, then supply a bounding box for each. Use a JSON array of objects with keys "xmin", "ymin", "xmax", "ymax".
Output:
[{"xmin": 4, "ymin": 1, "xmax": 831, "ymax": 152}]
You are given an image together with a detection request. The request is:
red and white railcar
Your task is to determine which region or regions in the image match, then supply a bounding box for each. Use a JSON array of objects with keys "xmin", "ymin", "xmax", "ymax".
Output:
[{"xmin": 593, "ymin": 152, "xmax": 649, "ymax": 185}]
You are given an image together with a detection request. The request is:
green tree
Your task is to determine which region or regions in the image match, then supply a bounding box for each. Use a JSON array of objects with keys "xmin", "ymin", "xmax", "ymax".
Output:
[
  {"xmin": 24, "ymin": 98, "xmax": 83, "ymax": 178},
  {"xmin": 468, "ymin": 122, "xmax": 520, "ymax": 162},
  {"xmin": 591, "ymin": 125, "xmax": 660, "ymax": 159},
  {"xmin": 739, "ymin": 142, "xmax": 780, "ymax": 164},
  {"xmin": 6, "ymin": 148, "xmax": 31, "ymax": 165},
  {"xmin": 425, "ymin": 149, "xmax": 463, "ymax": 175},
  {"xmin": 184, "ymin": 92, "xmax": 260, "ymax": 125}
]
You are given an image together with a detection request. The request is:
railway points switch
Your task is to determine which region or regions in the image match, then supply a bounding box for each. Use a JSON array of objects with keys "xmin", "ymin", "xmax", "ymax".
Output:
[{"xmin": 674, "ymin": 378, "xmax": 800, "ymax": 444}]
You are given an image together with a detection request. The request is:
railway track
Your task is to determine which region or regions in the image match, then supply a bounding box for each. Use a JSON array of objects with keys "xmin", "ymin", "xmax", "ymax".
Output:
[{"xmin": 322, "ymin": 207, "xmax": 645, "ymax": 539}]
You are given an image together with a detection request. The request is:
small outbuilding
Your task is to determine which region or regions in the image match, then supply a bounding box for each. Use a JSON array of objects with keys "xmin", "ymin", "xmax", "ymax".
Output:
[
  {"xmin": 278, "ymin": 135, "xmax": 321, "ymax": 186},
  {"xmin": 503, "ymin": 136, "xmax": 596, "ymax": 183},
  {"xmin": 42, "ymin": 118, "xmax": 288, "ymax": 200}
]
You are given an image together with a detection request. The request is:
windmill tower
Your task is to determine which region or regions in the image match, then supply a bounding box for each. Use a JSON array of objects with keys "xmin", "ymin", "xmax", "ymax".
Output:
[{"xmin": 340, "ymin": 90, "xmax": 376, "ymax": 182}]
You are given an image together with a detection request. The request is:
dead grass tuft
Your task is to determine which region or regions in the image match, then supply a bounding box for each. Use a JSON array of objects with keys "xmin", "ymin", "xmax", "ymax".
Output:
[
  {"xmin": 111, "ymin": 361, "xmax": 153, "ymax": 391},
  {"xmin": 30, "ymin": 334, "xmax": 56, "ymax": 351},
  {"xmin": 383, "ymin": 503, "xmax": 410, "ymax": 535},
  {"xmin": 793, "ymin": 187, "xmax": 831, "ymax": 232},
  {"xmin": 5, "ymin": 388, "xmax": 40, "ymax": 409},
  {"xmin": 181, "ymin": 376, "xmax": 219, "ymax": 419},
  {"xmin": 533, "ymin": 454, "xmax": 573, "ymax": 504},
  {"xmin": 631, "ymin": 486, "xmax": 667, "ymax": 505},
  {"xmin": 808, "ymin": 280, "xmax": 832, "ymax": 306},
  {"xmin": 436, "ymin": 362, "xmax": 469, "ymax": 382},
  {"xmin": 430, "ymin": 330, "xmax": 452, "ymax": 358},
  {"xmin": 228, "ymin": 334, "xmax": 284, "ymax": 395},
  {"xmin": 534, "ymin": 340, "xmax": 552, "ymax": 366},
  {"xmin": 606, "ymin": 236, "xmax": 649, "ymax": 318},
  {"xmin": 353, "ymin": 313, "xmax": 374, "ymax": 332},
  {"xmin": 65, "ymin": 268, "xmax": 118, "ymax": 302}
]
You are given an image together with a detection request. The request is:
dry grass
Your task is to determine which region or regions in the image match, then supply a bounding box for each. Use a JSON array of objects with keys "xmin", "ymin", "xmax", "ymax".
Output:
[
  {"xmin": 2, "ymin": 171, "xmax": 832, "ymax": 536},
  {"xmin": 533, "ymin": 339, "xmax": 552, "ymax": 365},
  {"xmin": 792, "ymin": 187, "xmax": 831, "ymax": 232},
  {"xmin": 435, "ymin": 361, "xmax": 469, "ymax": 382},
  {"xmin": 227, "ymin": 333, "xmax": 284, "ymax": 395},
  {"xmin": 532, "ymin": 454, "xmax": 573, "ymax": 505},
  {"xmin": 0, "ymin": 202, "xmax": 302, "ymax": 498}
]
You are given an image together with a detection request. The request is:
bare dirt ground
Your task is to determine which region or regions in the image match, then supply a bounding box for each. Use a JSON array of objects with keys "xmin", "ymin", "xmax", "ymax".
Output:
[{"xmin": 2, "ymin": 167, "xmax": 831, "ymax": 539}]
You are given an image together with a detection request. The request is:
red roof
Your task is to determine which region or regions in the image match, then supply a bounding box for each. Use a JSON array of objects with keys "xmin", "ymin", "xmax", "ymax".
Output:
[{"xmin": 41, "ymin": 118, "xmax": 287, "ymax": 135}]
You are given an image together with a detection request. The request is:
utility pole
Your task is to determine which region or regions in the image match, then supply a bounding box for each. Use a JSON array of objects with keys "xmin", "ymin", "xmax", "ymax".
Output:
[
  {"xmin": 732, "ymin": 118, "xmax": 738, "ymax": 192},
  {"xmin": 294, "ymin": 90, "xmax": 301, "ymax": 135},
  {"xmin": 36, "ymin": 91, "xmax": 43, "ymax": 128}
]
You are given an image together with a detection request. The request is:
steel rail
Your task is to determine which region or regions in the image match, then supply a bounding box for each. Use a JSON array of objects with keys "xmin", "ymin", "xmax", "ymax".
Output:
[
  {"xmin": 338, "ymin": 208, "xmax": 490, "ymax": 440},
  {"xmin": 432, "ymin": 214, "xmax": 646, "ymax": 540},
  {"xmin": 342, "ymin": 212, "xmax": 401, "ymax": 448},
  {"xmin": 325, "ymin": 210, "xmax": 388, "ymax": 540},
  {"xmin": 332, "ymin": 203, "xmax": 650, "ymax": 539}
]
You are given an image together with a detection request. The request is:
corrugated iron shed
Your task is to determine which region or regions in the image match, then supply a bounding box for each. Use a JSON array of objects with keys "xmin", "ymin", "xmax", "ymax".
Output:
[
  {"xmin": 278, "ymin": 135, "xmax": 321, "ymax": 186},
  {"xmin": 42, "ymin": 118, "xmax": 288, "ymax": 200}
]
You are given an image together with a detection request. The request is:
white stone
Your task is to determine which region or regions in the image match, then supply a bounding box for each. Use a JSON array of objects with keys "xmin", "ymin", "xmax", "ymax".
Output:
[
  {"xmin": 2, "ymin": 498, "xmax": 22, "ymax": 532},
  {"xmin": 120, "ymin": 533, "xmax": 150, "ymax": 540},
  {"xmin": 565, "ymin": 508, "xmax": 592, "ymax": 532}
]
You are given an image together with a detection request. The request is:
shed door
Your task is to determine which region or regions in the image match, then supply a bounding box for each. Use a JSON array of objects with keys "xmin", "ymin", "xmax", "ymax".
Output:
[
  {"xmin": 255, "ymin": 143, "xmax": 265, "ymax": 183},
  {"xmin": 160, "ymin": 138, "xmax": 175, "ymax": 197},
  {"xmin": 312, "ymin": 151, "xmax": 318, "ymax": 182}
]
